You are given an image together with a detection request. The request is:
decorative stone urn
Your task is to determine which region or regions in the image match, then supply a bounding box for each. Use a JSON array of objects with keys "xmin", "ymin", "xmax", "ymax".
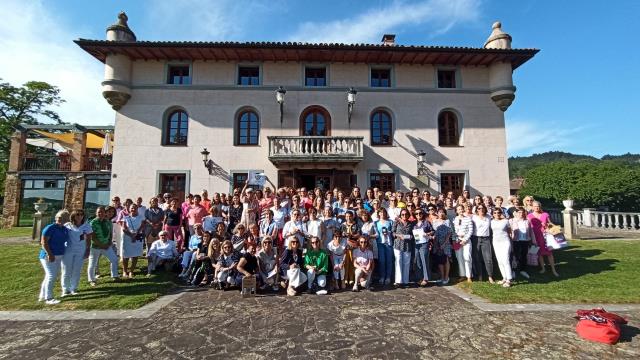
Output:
[
  {"xmin": 34, "ymin": 198, "xmax": 49, "ymax": 214},
  {"xmin": 562, "ymin": 199, "xmax": 574, "ymax": 211}
]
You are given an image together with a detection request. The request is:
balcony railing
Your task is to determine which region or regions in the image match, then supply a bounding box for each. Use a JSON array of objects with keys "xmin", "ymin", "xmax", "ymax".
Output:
[
  {"xmin": 22, "ymin": 155, "xmax": 71, "ymax": 172},
  {"xmin": 84, "ymin": 155, "xmax": 112, "ymax": 171},
  {"xmin": 267, "ymin": 136, "xmax": 364, "ymax": 164}
]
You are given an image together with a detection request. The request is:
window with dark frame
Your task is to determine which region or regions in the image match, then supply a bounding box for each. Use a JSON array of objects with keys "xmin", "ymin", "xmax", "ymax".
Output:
[
  {"xmin": 440, "ymin": 173, "xmax": 465, "ymax": 197},
  {"xmin": 164, "ymin": 110, "xmax": 189, "ymax": 146},
  {"xmin": 236, "ymin": 110, "xmax": 259, "ymax": 145},
  {"xmin": 301, "ymin": 107, "xmax": 330, "ymax": 136},
  {"xmin": 370, "ymin": 68, "xmax": 391, "ymax": 87},
  {"xmin": 238, "ymin": 66, "xmax": 260, "ymax": 85},
  {"xmin": 438, "ymin": 111, "xmax": 459, "ymax": 146},
  {"xmin": 369, "ymin": 173, "xmax": 395, "ymax": 193},
  {"xmin": 370, "ymin": 110, "xmax": 393, "ymax": 145},
  {"xmin": 437, "ymin": 70, "xmax": 456, "ymax": 88},
  {"xmin": 305, "ymin": 67, "xmax": 326, "ymax": 86},
  {"xmin": 167, "ymin": 65, "xmax": 191, "ymax": 85}
]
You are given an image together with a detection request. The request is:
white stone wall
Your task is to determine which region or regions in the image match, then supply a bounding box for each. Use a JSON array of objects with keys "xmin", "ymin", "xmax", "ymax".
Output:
[{"xmin": 110, "ymin": 61, "xmax": 510, "ymax": 200}]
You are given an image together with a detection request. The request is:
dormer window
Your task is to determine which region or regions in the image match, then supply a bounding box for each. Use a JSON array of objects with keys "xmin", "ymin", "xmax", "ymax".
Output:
[{"xmin": 167, "ymin": 65, "xmax": 191, "ymax": 85}]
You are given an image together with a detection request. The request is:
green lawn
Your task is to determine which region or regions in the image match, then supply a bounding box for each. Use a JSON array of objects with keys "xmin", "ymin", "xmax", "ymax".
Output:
[
  {"xmin": 0, "ymin": 243, "xmax": 180, "ymax": 310},
  {"xmin": 457, "ymin": 240, "xmax": 640, "ymax": 304},
  {"xmin": 0, "ymin": 227, "xmax": 32, "ymax": 239}
]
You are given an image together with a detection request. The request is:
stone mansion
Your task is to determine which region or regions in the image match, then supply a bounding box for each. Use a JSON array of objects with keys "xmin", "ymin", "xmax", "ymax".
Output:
[{"xmin": 76, "ymin": 12, "xmax": 537, "ymax": 201}]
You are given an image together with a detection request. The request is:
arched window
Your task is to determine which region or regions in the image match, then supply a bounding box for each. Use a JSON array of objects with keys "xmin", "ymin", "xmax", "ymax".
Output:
[
  {"xmin": 164, "ymin": 110, "xmax": 189, "ymax": 146},
  {"xmin": 370, "ymin": 110, "xmax": 393, "ymax": 146},
  {"xmin": 236, "ymin": 110, "xmax": 259, "ymax": 145},
  {"xmin": 438, "ymin": 110, "xmax": 460, "ymax": 146},
  {"xmin": 300, "ymin": 106, "xmax": 331, "ymax": 136}
]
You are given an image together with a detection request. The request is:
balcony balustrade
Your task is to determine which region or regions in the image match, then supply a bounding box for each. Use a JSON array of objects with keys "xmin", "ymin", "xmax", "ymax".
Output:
[
  {"xmin": 267, "ymin": 136, "xmax": 364, "ymax": 164},
  {"xmin": 22, "ymin": 155, "xmax": 71, "ymax": 172}
]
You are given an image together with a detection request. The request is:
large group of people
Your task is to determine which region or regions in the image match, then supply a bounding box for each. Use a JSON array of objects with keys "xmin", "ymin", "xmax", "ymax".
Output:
[{"xmin": 38, "ymin": 182, "xmax": 562, "ymax": 305}]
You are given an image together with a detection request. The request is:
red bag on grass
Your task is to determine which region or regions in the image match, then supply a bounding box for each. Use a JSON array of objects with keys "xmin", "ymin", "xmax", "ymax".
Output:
[{"xmin": 575, "ymin": 308, "xmax": 628, "ymax": 345}]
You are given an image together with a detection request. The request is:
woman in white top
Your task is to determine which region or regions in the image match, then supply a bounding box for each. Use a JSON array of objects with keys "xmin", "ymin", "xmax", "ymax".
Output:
[
  {"xmin": 326, "ymin": 230, "xmax": 347, "ymax": 289},
  {"xmin": 491, "ymin": 208, "xmax": 513, "ymax": 287},
  {"xmin": 453, "ymin": 204, "xmax": 473, "ymax": 283},
  {"xmin": 471, "ymin": 204, "xmax": 494, "ymax": 283},
  {"xmin": 386, "ymin": 196, "xmax": 401, "ymax": 222},
  {"xmin": 62, "ymin": 209, "xmax": 93, "ymax": 296},
  {"xmin": 121, "ymin": 204, "xmax": 145, "ymax": 278},
  {"xmin": 306, "ymin": 207, "xmax": 324, "ymax": 245},
  {"xmin": 358, "ymin": 209, "xmax": 378, "ymax": 260},
  {"xmin": 510, "ymin": 207, "xmax": 534, "ymax": 279}
]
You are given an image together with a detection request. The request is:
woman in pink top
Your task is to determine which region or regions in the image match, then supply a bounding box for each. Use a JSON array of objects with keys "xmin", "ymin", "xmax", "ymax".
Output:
[
  {"xmin": 187, "ymin": 195, "xmax": 208, "ymax": 234},
  {"xmin": 527, "ymin": 201, "xmax": 559, "ymax": 277}
]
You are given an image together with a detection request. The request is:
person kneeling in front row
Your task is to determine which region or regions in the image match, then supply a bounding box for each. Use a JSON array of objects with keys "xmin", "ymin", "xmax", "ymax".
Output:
[
  {"xmin": 353, "ymin": 236, "xmax": 374, "ymax": 292},
  {"xmin": 146, "ymin": 230, "xmax": 179, "ymax": 276},
  {"xmin": 280, "ymin": 235, "xmax": 306, "ymax": 296},
  {"xmin": 304, "ymin": 236, "xmax": 330, "ymax": 295}
]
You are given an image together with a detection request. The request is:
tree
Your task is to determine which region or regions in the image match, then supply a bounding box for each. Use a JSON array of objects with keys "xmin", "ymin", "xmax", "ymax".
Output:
[
  {"xmin": 0, "ymin": 79, "xmax": 65, "ymax": 192},
  {"xmin": 519, "ymin": 160, "xmax": 640, "ymax": 211}
]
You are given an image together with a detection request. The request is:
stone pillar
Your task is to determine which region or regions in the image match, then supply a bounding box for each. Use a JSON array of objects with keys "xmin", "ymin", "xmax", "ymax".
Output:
[
  {"xmin": 484, "ymin": 22, "xmax": 516, "ymax": 112},
  {"xmin": 583, "ymin": 208, "xmax": 595, "ymax": 227},
  {"xmin": 70, "ymin": 131, "xmax": 87, "ymax": 172},
  {"xmin": 1, "ymin": 174, "xmax": 21, "ymax": 228},
  {"xmin": 63, "ymin": 176, "xmax": 86, "ymax": 211},
  {"xmin": 563, "ymin": 210, "xmax": 578, "ymax": 240},
  {"xmin": 8, "ymin": 130, "xmax": 26, "ymax": 172},
  {"xmin": 102, "ymin": 12, "xmax": 135, "ymax": 110}
]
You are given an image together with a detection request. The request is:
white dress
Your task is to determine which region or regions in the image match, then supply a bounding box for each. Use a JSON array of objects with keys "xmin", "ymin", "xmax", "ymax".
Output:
[
  {"xmin": 121, "ymin": 215, "xmax": 145, "ymax": 258},
  {"xmin": 490, "ymin": 218, "xmax": 513, "ymax": 281}
]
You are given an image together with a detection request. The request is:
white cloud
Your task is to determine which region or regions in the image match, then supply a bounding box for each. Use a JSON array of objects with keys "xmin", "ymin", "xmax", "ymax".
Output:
[
  {"xmin": 505, "ymin": 118, "xmax": 592, "ymax": 156},
  {"xmin": 0, "ymin": 0, "xmax": 113, "ymax": 126},
  {"xmin": 288, "ymin": 0, "xmax": 481, "ymax": 44}
]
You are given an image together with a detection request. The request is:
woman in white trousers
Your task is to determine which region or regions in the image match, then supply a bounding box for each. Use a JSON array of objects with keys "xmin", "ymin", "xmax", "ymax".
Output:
[
  {"xmin": 39, "ymin": 210, "xmax": 70, "ymax": 305},
  {"xmin": 453, "ymin": 205, "xmax": 473, "ymax": 282},
  {"xmin": 392, "ymin": 209, "xmax": 414, "ymax": 287},
  {"xmin": 490, "ymin": 209, "xmax": 513, "ymax": 287},
  {"xmin": 61, "ymin": 209, "xmax": 92, "ymax": 296}
]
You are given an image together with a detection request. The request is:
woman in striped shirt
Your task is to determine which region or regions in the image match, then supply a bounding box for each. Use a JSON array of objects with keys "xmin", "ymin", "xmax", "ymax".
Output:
[{"xmin": 453, "ymin": 204, "xmax": 473, "ymax": 282}]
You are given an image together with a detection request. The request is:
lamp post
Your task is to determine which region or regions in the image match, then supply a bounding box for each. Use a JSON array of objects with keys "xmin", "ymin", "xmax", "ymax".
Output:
[
  {"xmin": 276, "ymin": 86, "xmax": 286, "ymax": 123},
  {"xmin": 201, "ymin": 147, "xmax": 212, "ymax": 174},
  {"xmin": 416, "ymin": 150, "xmax": 427, "ymax": 175},
  {"xmin": 347, "ymin": 87, "xmax": 357, "ymax": 123}
]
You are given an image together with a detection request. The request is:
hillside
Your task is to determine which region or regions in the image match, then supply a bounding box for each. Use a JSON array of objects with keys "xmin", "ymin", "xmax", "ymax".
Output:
[{"xmin": 508, "ymin": 151, "xmax": 640, "ymax": 179}]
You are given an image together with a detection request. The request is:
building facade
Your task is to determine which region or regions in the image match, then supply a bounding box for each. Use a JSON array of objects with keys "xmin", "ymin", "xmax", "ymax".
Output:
[{"xmin": 76, "ymin": 13, "xmax": 537, "ymax": 201}]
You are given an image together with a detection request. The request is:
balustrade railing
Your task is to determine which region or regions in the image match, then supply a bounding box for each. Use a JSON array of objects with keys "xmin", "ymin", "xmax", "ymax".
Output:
[
  {"xmin": 577, "ymin": 209, "xmax": 640, "ymax": 231},
  {"xmin": 84, "ymin": 155, "xmax": 112, "ymax": 171},
  {"xmin": 22, "ymin": 155, "xmax": 71, "ymax": 171},
  {"xmin": 268, "ymin": 136, "xmax": 364, "ymax": 161}
]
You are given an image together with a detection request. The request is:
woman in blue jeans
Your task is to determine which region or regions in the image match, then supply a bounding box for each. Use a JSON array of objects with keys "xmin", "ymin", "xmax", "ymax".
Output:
[
  {"xmin": 39, "ymin": 210, "xmax": 70, "ymax": 305},
  {"xmin": 413, "ymin": 208, "xmax": 434, "ymax": 286},
  {"xmin": 374, "ymin": 208, "xmax": 394, "ymax": 286}
]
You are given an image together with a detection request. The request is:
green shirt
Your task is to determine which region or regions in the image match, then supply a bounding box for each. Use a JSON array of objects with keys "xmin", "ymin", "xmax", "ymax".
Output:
[
  {"xmin": 90, "ymin": 218, "xmax": 112, "ymax": 248},
  {"xmin": 304, "ymin": 248, "xmax": 329, "ymax": 275}
]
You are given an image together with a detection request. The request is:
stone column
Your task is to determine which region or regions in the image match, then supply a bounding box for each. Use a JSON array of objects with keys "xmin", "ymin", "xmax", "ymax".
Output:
[
  {"xmin": 63, "ymin": 176, "xmax": 86, "ymax": 211},
  {"xmin": 70, "ymin": 131, "xmax": 87, "ymax": 172},
  {"xmin": 2, "ymin": 131, "xmax": 27, "ymax": 228},
  {"xmin": 563, "ymin": 210, "xmax": 578, "ymax": 240}
]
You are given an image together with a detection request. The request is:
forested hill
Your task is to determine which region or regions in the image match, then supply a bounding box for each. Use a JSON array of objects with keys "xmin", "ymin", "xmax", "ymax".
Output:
[{"xmin": 508, "ymin": 151, "xmax": 640, "ymax": 178}]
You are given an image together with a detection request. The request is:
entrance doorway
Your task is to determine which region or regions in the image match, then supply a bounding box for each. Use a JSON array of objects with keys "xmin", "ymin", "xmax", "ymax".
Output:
[
  {"xmin": 278, "ymin": 169, "xmax": 356, "ymax": 192},
  {"xmin": 159, "ymin": 173, "xmax": 186, "ymax": 201}
]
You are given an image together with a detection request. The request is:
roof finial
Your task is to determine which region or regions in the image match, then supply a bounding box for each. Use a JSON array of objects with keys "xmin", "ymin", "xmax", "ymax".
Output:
[
  {"xmin": 106, "ymin": 11, "xmax": 136, "ymax": 42},
  {"xmin": 484, "ymin": 21, "xmax": 512, "ymax": 49}
]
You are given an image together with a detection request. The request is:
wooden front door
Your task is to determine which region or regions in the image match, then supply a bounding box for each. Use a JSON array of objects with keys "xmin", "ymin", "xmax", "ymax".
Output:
[{"xmin": 159, "ymin": 173, "xmax": 186, "ymax": 201}]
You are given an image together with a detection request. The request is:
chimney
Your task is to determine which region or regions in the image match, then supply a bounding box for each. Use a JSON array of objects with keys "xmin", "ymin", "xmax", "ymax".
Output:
[{"xmin": 381, "ymin": 34, "xmax": 396, "ymax": 46}]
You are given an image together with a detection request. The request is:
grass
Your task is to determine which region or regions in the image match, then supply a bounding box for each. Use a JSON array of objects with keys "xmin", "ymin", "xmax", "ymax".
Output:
[
  {"xmin": 456, "ymin": 239, "xmax": 640, "ymax": 304},
  {"xmin": 0, "ymin": 227, "xmax": 32, "ymax": 239},
  {"xmin": 0, "ymin": 242, "xmax": 180, "ymax": 311}
]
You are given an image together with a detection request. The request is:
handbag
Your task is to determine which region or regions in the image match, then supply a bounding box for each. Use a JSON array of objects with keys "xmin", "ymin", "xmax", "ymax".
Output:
[
  {"xmin": 545, "ymin": 233, "xmax": 568, "ymax": 250},
  {"xmin": 527, "ymin": 245, "xmax": 539, "ymax": 266},
  {"xmin": 575, "ymin": 308, "xmax": 627, "ymax": 345}
]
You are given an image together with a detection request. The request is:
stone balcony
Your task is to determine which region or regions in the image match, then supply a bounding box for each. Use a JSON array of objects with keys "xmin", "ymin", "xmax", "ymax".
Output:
[{"xmin": 267, "ymin": 136, "xmax": 364, "ymax": 165}]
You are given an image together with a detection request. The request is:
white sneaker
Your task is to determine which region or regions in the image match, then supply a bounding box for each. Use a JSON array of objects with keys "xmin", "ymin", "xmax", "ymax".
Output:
[
  {"xmin": 70, "ymin": 291, "xmax": 79, "ymax": 296},
  {"xmin": 61, "ymin": 291, "xmax": 69, "ymax": 298},
  {"xmin": 442, "ymin": 278, "xmax": 450, "ymax": 285},
  {"xmin": 520, "ymin": 271, "xmax": 530, "ymax": 279},
  {"xmin": 316, "ymin": 289, "xmax": 328, "ymax": 295},
  {"xmin": 45, "ymin": 299, "xmax": 60, "ymax": 305}
]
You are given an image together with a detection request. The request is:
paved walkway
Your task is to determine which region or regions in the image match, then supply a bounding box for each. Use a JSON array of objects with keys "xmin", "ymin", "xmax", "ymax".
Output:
[{"xmin": 0, "ymin": 287, "xmax": 638, "ymax": 359}]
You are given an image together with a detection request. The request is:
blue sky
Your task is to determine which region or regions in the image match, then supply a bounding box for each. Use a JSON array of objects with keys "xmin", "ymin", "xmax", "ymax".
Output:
[{"xmin": 1, "ymin": 0, "xmax": 638, "ymax": 157}]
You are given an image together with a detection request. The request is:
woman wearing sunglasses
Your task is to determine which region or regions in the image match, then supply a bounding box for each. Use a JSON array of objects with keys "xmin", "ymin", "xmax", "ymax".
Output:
[
  {"xmin": 392, "ymin": 209, "xmax": 414, "ymax": 287},
  {"xmin": 491, "ymin": 208, "xmax": 513, "ymax": 287},
  {"xmin": 280, "ymin": 235, "xmax": 306, "ymax": 296}
]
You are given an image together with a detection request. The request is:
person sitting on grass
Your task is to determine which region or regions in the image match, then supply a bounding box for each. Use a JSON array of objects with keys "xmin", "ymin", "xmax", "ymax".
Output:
[
  {"xmin": 146, "ymin": 230, "xmax": 179, "ymax": 276},
  {"xmin": 215, "ymin": 240, "xmax": 240, "ymax": 290},
  {"xmin": 352, "ymin": 236, "xmax": 374, "ymax": 292},
  {"xmin": 39, "ymin": 210, "xmax": 70, "ymax": 305},
  {"xmin": 304, "ymin": 236, "xmax": 330, "ymax": 295}
]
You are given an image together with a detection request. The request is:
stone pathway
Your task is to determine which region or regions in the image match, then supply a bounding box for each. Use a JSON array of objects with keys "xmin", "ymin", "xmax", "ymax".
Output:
[{"xmin": 0, "ymin": 287, "xmax": 638, "ymax": 359}]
